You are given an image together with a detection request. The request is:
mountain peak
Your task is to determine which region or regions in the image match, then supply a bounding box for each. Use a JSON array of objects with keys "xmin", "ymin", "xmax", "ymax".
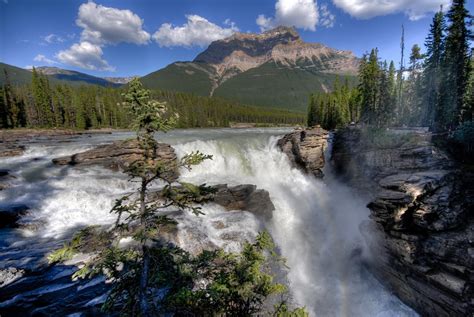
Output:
[{"xmin": 194, "ymin": 26, "xmax": 301, "ymax": 64}]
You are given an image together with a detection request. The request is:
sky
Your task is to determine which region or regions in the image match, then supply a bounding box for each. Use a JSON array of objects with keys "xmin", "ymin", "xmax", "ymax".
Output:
[{"xmin": 1, "ymin": 0, "xmax": 472, "ymax": 77}]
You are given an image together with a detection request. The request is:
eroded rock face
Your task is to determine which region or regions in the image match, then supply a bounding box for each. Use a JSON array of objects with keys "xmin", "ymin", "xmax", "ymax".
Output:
[
  {"xmin": 277, "ymin": 127, "xmax": 328, "ymax": 178},
  {"xmin": 332, "ymin": 127, "xmax": 473, "ymax": 316},
  {"xmin": 52, "ymin": 139, "xmax": 179, "ymax": 181}
]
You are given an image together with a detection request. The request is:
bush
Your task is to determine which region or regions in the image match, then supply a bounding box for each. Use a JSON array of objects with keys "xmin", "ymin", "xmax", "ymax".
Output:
[{"xmin": 451, "ymin": 121, "xmax": 474, "ymax": 153}]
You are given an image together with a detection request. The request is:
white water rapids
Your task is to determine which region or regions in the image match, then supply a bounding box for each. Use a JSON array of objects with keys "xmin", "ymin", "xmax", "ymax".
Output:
[{"xmin": 0, "ymin": 128, "xmax": 417, "ymax": 316}]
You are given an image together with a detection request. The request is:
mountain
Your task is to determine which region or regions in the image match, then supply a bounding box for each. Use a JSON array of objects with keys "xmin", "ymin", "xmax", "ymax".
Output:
[
  {"xmin": 35, "ymin": 67, "xmax": 121, "ymax": 87},
  {"xmin": 0, "ymin": 63, "xmax": 122, "ymax": 87},
  {"xmin": 104, "ymin": 76, "xmax": 135, "ymax": 84},
  {"xmin": 141, "ymin": 26, "xmax": 359, "ymax": 112},
  {"xmin": 0, "ymin": 63, "xmax": 37, "ymax": 86}
]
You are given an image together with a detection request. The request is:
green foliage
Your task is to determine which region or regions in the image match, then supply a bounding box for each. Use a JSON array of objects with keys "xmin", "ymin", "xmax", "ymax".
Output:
[
  {"xmin": 307, "ymin": 76, "xmax": 358, "ymax": 130},
  {"xmin": 1, "ymin": 75, "xmax": 304, "ymax": 129},
  {"xmin": 451, "ymin": 120, "xmax": 474, "ymax": 153},
  {"xmin": 438, "ymin": 0, "xmax": 472, "ymax": 130},
  {"xmin": 141, "ymin": 59, "xmax": 358, "ymax": 113}
]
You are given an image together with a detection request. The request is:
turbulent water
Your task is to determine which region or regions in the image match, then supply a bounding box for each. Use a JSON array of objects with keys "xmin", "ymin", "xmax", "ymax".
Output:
[{"xmin": 0, "ymin": 128, "xmax": 417, "ymax": 316}]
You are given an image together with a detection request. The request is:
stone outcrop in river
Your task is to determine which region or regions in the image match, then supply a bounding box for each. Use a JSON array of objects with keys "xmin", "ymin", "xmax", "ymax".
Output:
[
  {"xmin": 53, "ymin": 139, "xmax": 179, "ymax": 181},
  {"xmin": 277, "ymin": 127, "xmax": 328, "ymax": 177},
  {"xmin": 331, "ymin": 127, "xmax": 473, "ymax": 316}
]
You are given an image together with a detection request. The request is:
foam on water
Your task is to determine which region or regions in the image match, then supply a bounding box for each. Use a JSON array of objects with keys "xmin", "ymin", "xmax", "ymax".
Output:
[
  {"xmin": 0, "ymin": 129, "xmax": 417, "ymax": 316},
  {"xmin": 174, "ymin": 135, "xmax": 417, "ymax": 316}
]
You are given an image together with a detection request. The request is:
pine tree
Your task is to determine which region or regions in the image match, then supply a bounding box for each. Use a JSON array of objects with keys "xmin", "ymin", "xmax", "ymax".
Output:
[
  {"xmin": 404, "ymin": 44, "xmax": 424, "ymax": 125},
  {"xmin": 359, "ymin": 49, "xmax": 381, "ymax": 125},
  {"xmin": 422, "ymin": 7, "xmax": 446, "ymax": 128},
  {"xmin": 438, "ymin": 0, "xmax": 472, "ymax": 130}
]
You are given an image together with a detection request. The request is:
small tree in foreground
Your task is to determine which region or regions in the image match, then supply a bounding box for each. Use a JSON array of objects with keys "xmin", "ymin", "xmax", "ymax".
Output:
[{"xmin": 49, "ymin": 78, "xmax": 306, "ymax": 316}]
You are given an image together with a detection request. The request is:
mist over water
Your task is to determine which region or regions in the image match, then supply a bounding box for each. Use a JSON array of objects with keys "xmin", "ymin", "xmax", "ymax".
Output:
[{"xmin": 0, "ymin": 129, "xmax": 417, "ymax": 316}]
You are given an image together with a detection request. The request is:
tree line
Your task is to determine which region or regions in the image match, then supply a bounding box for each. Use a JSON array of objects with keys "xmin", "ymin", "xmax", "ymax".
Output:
[
  {"xmin": 0, "ymin": 68, "xmax": 304, "ymax": 130},
  {"xmin": 308, "ymin": 0, "xmax": 473, "ymax": 135}
]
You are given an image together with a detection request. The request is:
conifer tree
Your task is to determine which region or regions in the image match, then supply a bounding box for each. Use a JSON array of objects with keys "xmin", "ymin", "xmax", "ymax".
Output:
[
  {"xmin": 422, "ymin": 7, "xmax": 446, "ymax": 128},
  {"xmin": 438, "ymin": 0, "xmax": 472, "ymax": 130}
]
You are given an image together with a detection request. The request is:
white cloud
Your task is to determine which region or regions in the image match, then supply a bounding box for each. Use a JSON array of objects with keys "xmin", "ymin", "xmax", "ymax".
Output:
[
  {"xmin": 153, "ymin": 15, "xmax": 238, "ymax": 48},
  {"xmin": 56, "ymin": 1, "xmax": 150, "ymax": 72},
  {"xmin": 56, "ymin": 41, "xmax": 115, "ymax": 71},
  {"xmin": 76, "ymin": 1, "xmax": 150, "ymax": 45},
  {"xmin": 332, "ymin": 0, "xmax": 450, "ymax": 20},
  {"xmin": 43, "ymin": 34, "xmax": 65, "ymax": 44},
  {"xmin": 34, "ymin": 54, "xmax": 57, "ymax": 64},
  {"xmin": 257, "ymin": 0, "xmax": 319, "ymax": 31},
  {"xmin": 320, "ymin": 4, "xmax": 336, "ymax": 28},
  {"xmin": 24, "ymin": 65, "xmax": 33, "ymax": 70}
]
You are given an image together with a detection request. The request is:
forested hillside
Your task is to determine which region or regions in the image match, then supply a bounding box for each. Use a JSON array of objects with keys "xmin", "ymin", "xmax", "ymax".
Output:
[
  {"xmin": 0, "ymin": 68, "xmax": 304, "ymax": 130},
  {"xmin": 308, "ymin": 0, "xmax": 473, "ymax": 147},
  {"xmin": 141, "ymin": 26, "xmax": 359, "ymax": 112}
]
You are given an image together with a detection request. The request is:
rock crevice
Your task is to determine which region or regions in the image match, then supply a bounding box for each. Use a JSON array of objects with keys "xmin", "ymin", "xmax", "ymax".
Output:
[{"xmin": 332, "ymin": 127, "xmax": 473, "ymax": 316}]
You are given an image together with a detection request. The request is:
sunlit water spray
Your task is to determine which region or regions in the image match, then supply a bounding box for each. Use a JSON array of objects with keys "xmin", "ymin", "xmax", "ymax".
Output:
[{"xmin": 0, "ymin": 129, "xmax": 416, "ymax": 316}]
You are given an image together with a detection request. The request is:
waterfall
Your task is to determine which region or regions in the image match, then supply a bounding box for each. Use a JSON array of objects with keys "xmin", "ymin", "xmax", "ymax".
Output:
[
  {"xmin": 174, "ymin": 134, "xmax": 417, "ymax": 316},
  {"xmin": 0, "ymin": 129, "xmax": 417, "ymax": 316}
]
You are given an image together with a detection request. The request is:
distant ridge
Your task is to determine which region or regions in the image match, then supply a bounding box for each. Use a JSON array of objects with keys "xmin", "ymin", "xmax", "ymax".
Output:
[{"xmin": 0, "ymin": 63, "xmax": 121, "ymax": 87}]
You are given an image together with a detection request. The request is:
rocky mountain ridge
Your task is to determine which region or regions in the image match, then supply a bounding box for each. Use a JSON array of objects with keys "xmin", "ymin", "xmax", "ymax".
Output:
[
  {"xmin": 195, "ymin": 26, "xmax": 359, "ymax": 95},
  {"xmin": 140, "ymin": 26, "xmax": 359, "ymax": 111}
]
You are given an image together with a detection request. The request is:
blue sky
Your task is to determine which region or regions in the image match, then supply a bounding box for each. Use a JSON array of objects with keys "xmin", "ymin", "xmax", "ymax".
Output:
[{"xmin": 1, "ymin": 0, "xmax": 472, "ymax": 77}]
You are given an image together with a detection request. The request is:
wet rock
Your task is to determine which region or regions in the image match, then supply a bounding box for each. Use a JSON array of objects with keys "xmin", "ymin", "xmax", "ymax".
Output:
[
  {"xmin": 0, "ymin": 267, "xmax": 25, "ymax": 287},
  {"xmin": 212, "ymin": 184, "xmax": 275, "ymax": 221},
  {"xmin": 52, "ymin": 139, "xmax": 179, "ymax": 181},
  {"xmin": 0, "ymin": 144, "xmax": 25, "ymax": 158},
  {"xmin": 332, "ymin": 127, "xmax": 473, "ymax": 316},
  {"xmin": 277, "ymin": 127, "xmax": 328, "ymax": 178},
  {"xmin": 0, "ymin": 203, "xmax": 29, "ymax": 228}
]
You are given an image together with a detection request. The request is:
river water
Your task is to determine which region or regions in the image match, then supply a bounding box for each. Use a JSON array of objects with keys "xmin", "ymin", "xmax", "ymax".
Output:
[{"xmin": 0, "ymin": 128, "xmax": 416, "ymax": 316}]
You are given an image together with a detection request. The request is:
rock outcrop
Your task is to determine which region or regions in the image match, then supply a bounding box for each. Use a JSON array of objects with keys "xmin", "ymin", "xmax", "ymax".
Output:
[
  {"xmin": 332, "ymin": 127, "xmax": 473, "ymax": 316},
  {"xmin": 53, "ymin": 139, "xmax": 179, "ymax": 181},
  {"xmin": 277, "ymin": 127, "xmax": 328, "ymax": 178},
  {"xmin": 211, "ymin": 184, "xmax": 275, "ymax": 221}
]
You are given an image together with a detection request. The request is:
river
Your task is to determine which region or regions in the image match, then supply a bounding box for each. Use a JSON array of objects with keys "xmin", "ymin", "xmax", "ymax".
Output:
[{"xmin": 0, "ymin": 128, "xmax": 417, "ymax": 316}]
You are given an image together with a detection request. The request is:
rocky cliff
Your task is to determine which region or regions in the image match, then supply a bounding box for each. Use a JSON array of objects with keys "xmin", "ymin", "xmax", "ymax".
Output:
[
  {"xmin": 332, "ymin": 127, "xmax": 473, "ymax": 316},
  {"xmin": 277, "ymin": 127, "xmax": 329, "ymax": 178}
]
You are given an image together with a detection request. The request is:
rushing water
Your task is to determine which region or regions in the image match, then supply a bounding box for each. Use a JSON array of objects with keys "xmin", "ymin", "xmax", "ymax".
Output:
[{"xmin": 0, "ymin": 128, "xmax": 417, "ymax": 316}]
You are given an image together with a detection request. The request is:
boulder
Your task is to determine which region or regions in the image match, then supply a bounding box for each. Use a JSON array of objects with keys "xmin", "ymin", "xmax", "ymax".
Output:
[
  {"xmin": 53, "ymin": 139, "xmax": 179, "ymax": 181},
  {"xmin": 332, "ymin": 127, "xmax": 473, "ymax": 316},
  {"xmin": 0, "ymin": 267, "xmax": 25, "ymax": 287},
  {"xmin": 212, "ymin": 184, "xmax": 275, "ymax": 221},
  {"xmin": 277, "ymin": 127, "xmax": 328, "ymax": 178},
  {"xmin": 0, "ymin": 144, "xmax": 25, "ymax": 158}
]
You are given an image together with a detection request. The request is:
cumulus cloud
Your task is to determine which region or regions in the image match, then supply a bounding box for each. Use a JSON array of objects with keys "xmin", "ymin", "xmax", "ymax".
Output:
[
  {"xmin": 56, "ymin": 41, "xmax": 115, "ymax": 71},
  {"xmin": 332, "ymin": 0, "xmax": 450, "ymax": 20},
  {"xmin": 76, "ymin": 1, "xmax": 150, "ymax": 45},
  {"xmin": 153, "ymin": 15, "xmax": 238, "ymax": 47},
  {"xmin": 320, "ymin": 4, "xmax": 336, "ymax": 28},
  {"xmin": 256, "ymin": 0, "xmax": 319, "ymax": 31},
  {"xmin": 34, "ymin": 54, "xmax": 57, "ymax": 64},
  {"xmin": 56, "ymin": 1, "xmax": 150, "ymax": 72}
]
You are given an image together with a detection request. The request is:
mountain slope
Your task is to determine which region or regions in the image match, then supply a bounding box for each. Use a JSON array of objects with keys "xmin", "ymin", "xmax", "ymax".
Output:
[
  {"xmin": 0, "ymin": 63, "xmax": 121, "ymax": 87},
  {"xmin": 0, "ymin": 63, "xmax": 36, "ymax": 86},
  {"xmin": 141, "ymin": 26, "xmax": 359, "ymax": 112},
  {"xmin": 35, "ymin": 67, "xmax": 120, "ymax": 87}
]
